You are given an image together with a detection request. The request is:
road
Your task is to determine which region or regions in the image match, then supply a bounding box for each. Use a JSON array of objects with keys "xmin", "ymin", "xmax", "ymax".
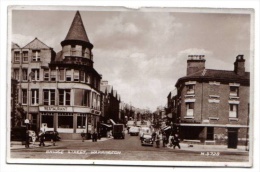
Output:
[{"xmin": 10, "ymin": 133, "xmax": 249, "ymax": 163}]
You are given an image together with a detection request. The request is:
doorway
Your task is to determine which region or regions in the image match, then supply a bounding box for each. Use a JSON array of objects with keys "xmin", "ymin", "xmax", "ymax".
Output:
[{"xmin": 227, "ymin": 128, "xmax": 238, "ymax": 149}]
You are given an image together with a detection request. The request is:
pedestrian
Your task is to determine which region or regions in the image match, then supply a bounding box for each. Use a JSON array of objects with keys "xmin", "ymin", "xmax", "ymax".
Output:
[
  {"xmin": 81, "ymin": 130, "xmax": 86, "ymax": 142},
  {"xmin": 162, "ymin": 132, "xmax": 167, "ymax": 147},
  {"xmin": 155, "ymin": 133, "xmax": 160, "ymax": 148},
  {"xmin": 152, "ymin": 131, "xmax": 156, "ymax": 142},
  {"xmin": 92, "ymin": 129, "xmax": 97, "ymax": 142},
  {"xmin": 38, "ymin": 130, "xmax": 45, "ymax": 147},
  {"xmin": 168, "ymin": 134, "xmax": 173, "ymax": 148},
  {"xmin": 172, "ymin": 134, "xmax": 181, "ymax": 149},
  {"xmin": 25, "ymin": 130, "xmax": 30, "ymax": 148},
  {"xmin": 31, "ymin": 131, "xmax": 37, "ymax": 145}
]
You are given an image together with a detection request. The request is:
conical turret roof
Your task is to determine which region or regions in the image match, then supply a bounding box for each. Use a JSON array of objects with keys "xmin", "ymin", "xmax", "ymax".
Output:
[{"xmin": 62, "ymin": 11, "xmax": 91, "ymax": 45}]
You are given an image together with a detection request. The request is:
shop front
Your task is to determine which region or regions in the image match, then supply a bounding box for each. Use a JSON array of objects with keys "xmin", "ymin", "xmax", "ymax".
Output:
[{"xmin": 39, "ymin": 106, "xmax": 101, "ymax": 140}]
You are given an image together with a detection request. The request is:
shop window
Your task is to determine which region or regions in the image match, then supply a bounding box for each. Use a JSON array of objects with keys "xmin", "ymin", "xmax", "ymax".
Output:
[
  {"xmin": 42, "ymin": 115, "xmax": 54, "ymax": 128},
  {"xmin": 23, "ymin": 51, "xmax": 28, "ymax": 62},
  {"xmin": 44, "ymin": 70, "xmax": 49, "ymax": 81},
  {"xmin": 77, "ymin": 115, "xmax": 86, "ymax": 129},
  {"xmin": 22, "ymin": 89, "xmax": 27, "ymax": 105},
  {"xmin": 32, "ymin": 50, "xmax": 41, "ymax": 61},
  {"xmin": 13, "ymin": 68, "xmax": 19, "ymax": 80},
  {"xmin": 58, "ymin": 115, "xmax": 73, "ymax": 128},
  {"xmin": 229, "ymin": 104, "xmax": 238, "ymax": 118},
  {"xmin": 59, "ymin": 89, "xmax": 71, "ymax": 106},
  {"xmin": 186, "ymin": 102, "xmax": 194, "ymax": 117},
  {"xmin": 31, "ymin": 89, "xmax": 39, "ymax": 105},
  {"xmin": 43, "ymin": 89, "xmax": 55, "ymax": 105},
  {"xmin": 22, "ymin": 69, "xmax": 28, "ymax": 81},
  {"xmin": 14, "ymin": 51, "xmax": 20, "ymax": 63},
  {"xmin": 207, "ymin": 127, "xmax": 214, "ymax": 140}
]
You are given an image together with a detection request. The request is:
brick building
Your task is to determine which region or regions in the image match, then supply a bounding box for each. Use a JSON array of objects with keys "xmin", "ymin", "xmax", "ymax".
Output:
[
  {"xmin": 168, "ymin": 54, "xmax": 250, "ymax": 148},
  {"xmin": 11, "ymin": 11, "xmax": 102, "ymax": 139}
]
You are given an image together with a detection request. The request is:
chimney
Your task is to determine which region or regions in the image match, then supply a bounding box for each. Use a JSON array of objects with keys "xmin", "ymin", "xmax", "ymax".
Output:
[
  {"xmin": 187, "ymin": 55, "xmax": 206, "ymax": 75},
  {"xmin": 234, "ymin": 55, "xmax": 245, "ymax": 76},
  {"xmin": 101, "ymin": 80, "xmax": 108, "ymax": 86}
]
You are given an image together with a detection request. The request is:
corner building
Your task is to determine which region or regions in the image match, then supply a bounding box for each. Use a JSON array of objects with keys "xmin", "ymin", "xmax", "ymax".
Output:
[
  {"xmin": 11, "ymin": 11, "xmax": 102, "ymax": 139},
  {"xmin": 174, "ymin": 55, "xmax": 250, "ymax": 148}
]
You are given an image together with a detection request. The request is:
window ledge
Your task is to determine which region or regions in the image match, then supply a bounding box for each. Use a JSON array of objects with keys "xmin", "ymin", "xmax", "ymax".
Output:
[
  {"xmin": 184, "ymin": 116, "xmax": 194, "ymax": 119},
  {"xmin": 229, "ymin": 118, "xmax": 239, "ymax": 121},
  {"xmin": 209, "ymin": 117, "xmax": 219, "ymax": 120}
]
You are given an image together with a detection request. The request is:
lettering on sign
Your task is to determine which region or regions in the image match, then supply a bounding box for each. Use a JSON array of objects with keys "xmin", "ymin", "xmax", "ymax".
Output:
[{"xmin": 43, "ymin": 106, "xmax": 67, "ymax": 111}]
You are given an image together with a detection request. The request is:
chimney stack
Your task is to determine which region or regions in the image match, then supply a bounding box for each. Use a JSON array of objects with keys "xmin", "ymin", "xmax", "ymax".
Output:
[
  {"xmin": 187, "ymin": 55, "xmax": 206, "ymax": 75},
  {"xmin": 234, "ymin": 54, "xmax": 245, "ymax": 76}
]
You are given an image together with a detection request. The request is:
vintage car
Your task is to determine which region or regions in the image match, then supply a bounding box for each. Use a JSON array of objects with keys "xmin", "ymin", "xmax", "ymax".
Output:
[
  {"xmin": 141, "ymin": 133, "xmax": 154, "ymax": 146},
  {"xmin": 129, "ymin": 126, "xmax": 140, "ymax": 136},
  {"xmin": 139, "ymin": 126, "xmax": 152, "ymax": 140}
]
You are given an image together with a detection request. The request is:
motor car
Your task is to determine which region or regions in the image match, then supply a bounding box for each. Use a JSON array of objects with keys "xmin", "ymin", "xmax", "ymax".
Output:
[
  {"xmin": 141, "ymin": 133, "xmax": 154, "ymax": 146},
  {"xmin": 129, "ymin": 126, "xmax": 139, "ymax": 136},
  {"xmin": 139, "ymin": 126, "xmax": 152, "ymax": 140},
  {"xmin": 44, "ymin": 131, "xmax": 61, "ymax": 141},
  {"xmin": 126, "ymin": 120, "xmax": 135, "ymax": 133},
  {"xmin": 112, "ymin": 124, "xmax": 125, "ymax": 139}
]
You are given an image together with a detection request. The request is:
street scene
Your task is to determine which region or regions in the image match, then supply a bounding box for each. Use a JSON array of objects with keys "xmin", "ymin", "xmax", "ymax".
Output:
[{"xmin": 9, "ymin": 7, "xmax": 252, "ymax": 166}]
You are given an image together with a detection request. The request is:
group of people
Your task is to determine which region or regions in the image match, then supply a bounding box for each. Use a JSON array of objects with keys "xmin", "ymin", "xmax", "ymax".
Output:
[
  {"xmin": 81, "ymin": 129, "xmax": 99, "ymax": 142},
  {"xmin": 152, "ymin": 130, "xmax": 181, "ymax": 149},
  {"xmin": 25, "ymin": 130, "xmax": 58, "ymax": 148}
]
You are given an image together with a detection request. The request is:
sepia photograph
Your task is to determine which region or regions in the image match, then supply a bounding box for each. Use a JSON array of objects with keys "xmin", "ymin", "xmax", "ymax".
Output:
[{"xmin": 5, "ymin": 5, "xmax": 255, "ymax": 168}]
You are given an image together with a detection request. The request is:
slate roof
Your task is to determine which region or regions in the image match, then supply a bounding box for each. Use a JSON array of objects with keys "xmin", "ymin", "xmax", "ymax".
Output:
[
  {"xmin": 63, "ymin": 11, "xmax": 90, "ymax": 43},
  {"xmin": 23, "ymin": 37, "xmax": 51, "ymax": 49},
  {"xmin": 176, "ymin": 69, "xmax": 250, "ymax": 86}
]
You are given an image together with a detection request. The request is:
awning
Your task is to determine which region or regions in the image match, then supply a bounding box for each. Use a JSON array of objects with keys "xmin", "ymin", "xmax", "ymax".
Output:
[{"xmin": 101, "ymin": 123, "xmax": 112, "ymax": 128}]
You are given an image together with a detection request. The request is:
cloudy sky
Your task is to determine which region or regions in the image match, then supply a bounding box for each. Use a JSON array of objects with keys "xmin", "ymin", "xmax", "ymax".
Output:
[{"xmin": 11, "ymin": 8, "xmax": 252, "ymax": 111}]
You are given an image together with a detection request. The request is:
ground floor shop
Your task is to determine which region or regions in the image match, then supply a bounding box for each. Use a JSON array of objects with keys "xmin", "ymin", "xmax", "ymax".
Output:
[{"xmin": 177, "ymin": 123, "xmax": 249, "ymax": 149}]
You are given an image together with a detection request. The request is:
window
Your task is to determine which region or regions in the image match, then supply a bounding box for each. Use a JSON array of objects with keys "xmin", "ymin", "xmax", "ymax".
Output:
[
  {"xmin": 85, "ymin": 74, "xmax": 90, "ymax": 84},
  {"xmin": 59, "ymin": 89, "xmax": 70, "ymax": 105},
  {"xmin": 85, "ymin": 48, "xmax": 90, "ymax": 59},
  {"xmin": 186, "ymin": 85, "xmax": 195, "ymax": 94},
  {"xmin": 77, "ymin": 115, "xmax": 86, "ymax": 129},
  {"xmin": 71, "ymin": 45, "xmax": 76, "ymax": 56},
  {"xmin": 74, "ymin": 70, "xmax": 79, "ymax": 82},
  {"xmin": 66, "ymin": 70, "xmax": 72, "ymax": 81},
  {"xmin": 79, "ymin": 71, "xmax": 85, "ymax": 82},
  {"xmin": 31, "ymin": 89, "xmax": 39, "ymax": 105},
  {"xmin": 50, "ymin": 70, "xmax": 56, "ymax": 81},
  {"xmin": 230, "ymin": 86, "xmax": 239, "ymax": 97},
  {"xmin": 43, "ymin": 89, "xmax": 55, "ymax": 105},
  {"xmin": 32, "ymin": 50, "xmax": 40, "ymax": 61},
  {"xmin": 13, "ymin": 69, "xmax": 19, "ymax": 80},
  {"xmin": 44, "ymin": 70, "xmax": 49, "ymax": 81},
  {"xmin": 59, "ymin": 69, "xmax": 65, "ymax": 81},
  {"xmin": 186, "ymin": 102, "xmax": 194, "ymax": 117},
  {"xmin": 229, "ymin": 104, "xmax": 238, "ymax": 118},
  {"xmin": 31, "ymin": 69, "xmax": 40, "ymax": 81},
  {"xmin": 58, "ymin": 115, "xmax": 73, "ymax": 128},
  {"xmin": 22, "ymin": 69, "xmax": 28, "ymax": 81},
  {"xmin": 22, "ymin": 89, "xmax": 27, "ymax": 104},
  {"xmin": 14, "ymin": 51, "xmax": 20, "ymax": 62},
  {"xmin": 22, "ymin": 51, "xmax": 28, "ymax": 62}
]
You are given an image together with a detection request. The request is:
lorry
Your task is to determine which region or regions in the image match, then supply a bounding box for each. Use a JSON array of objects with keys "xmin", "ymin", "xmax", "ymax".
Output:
[{"xmin": 112, "ymin": 124, "xmax": 125, "ymax": 139}]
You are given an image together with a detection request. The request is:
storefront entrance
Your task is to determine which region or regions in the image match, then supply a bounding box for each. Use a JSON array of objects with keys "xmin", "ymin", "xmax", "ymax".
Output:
[{"xmin": 227, "ymin": 128, "xmax": 238, "ymax": 149}]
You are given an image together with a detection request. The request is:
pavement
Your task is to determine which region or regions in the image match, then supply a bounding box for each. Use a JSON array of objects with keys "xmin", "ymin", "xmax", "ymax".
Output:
[{"xmin": 10, "ymin": 138, "xmax": 249, "ymax": 153}]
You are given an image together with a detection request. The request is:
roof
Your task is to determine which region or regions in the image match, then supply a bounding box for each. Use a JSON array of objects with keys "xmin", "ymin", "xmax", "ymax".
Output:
[
  {"xmin": 23, "ymin": 37, "xmax": 51, "ymax": 49},
  {"xmin": 63, "ymin": 11, "xmax": 90, "ymax": 43},
  {"xmin": 176, "ymin": 69, "xmax": 250, "ymax": 86},
  {"xmin": 12, "ymin": 42, "xmax": 20, "ymax": 49}
]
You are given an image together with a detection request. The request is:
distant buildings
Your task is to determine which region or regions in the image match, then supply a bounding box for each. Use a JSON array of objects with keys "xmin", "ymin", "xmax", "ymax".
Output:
[{"xmin": 167, "ymin": 55, "xmax": 250, "ymax": 148}]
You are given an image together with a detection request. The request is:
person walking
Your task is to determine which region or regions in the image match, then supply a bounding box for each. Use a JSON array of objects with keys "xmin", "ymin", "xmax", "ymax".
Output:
[
  {"xmin": 92, "ymin": 129, "xmax": 98, "ymax": 142},
  {"xmin": 31, "ymin": 131, "xmax": 37, "ymax": 145},
  {"xmin": 81, "ymin": 130, "xmax": 86, "ymax": 142},
  {"xmin": 25, "ymin": 130, "xmax": 30, "ymax": 148},
  {"xmin": 38, "ymin": 130, "xmax": 45, "ymax": 147},
  {"xmin": 172, "ymin": 134, "xmax": 181, "ymax": 149},
  {"xmin": 162, "ymin": 132, "xmax": 167, "ymax": 147},
  {"xmin": 155, "ymin": 133, "xmax": 160, "ymax": 148},
  {"xmin": 52, "ymin": 131, "xmax": 58, "ymax": 146}
]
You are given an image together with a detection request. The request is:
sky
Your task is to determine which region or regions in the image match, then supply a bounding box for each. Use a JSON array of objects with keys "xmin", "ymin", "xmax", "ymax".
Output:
[{"xmin": 11, "ymin": 8, "xmax": 252, "ymax": 112}]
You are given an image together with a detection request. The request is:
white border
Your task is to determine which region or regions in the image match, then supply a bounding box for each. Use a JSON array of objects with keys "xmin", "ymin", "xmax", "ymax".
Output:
[{"xmin": 1, "ymin": 0, "xmax": 259, "ymax": 172}]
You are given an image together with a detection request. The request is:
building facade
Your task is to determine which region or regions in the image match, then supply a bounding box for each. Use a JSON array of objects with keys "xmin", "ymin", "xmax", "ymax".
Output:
[
  {"xmin": 169, "ymin": 54, "xmax": 250, "ymax": 148},
  {"xmin": 11, "ymin": 11, "xmax": 102, "ymax": 139}
]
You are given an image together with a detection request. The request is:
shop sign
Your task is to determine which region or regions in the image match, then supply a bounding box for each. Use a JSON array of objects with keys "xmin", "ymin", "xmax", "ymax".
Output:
[{"xmin": 39, "ymin": 106, "xmax": 72, "ymax": 112}]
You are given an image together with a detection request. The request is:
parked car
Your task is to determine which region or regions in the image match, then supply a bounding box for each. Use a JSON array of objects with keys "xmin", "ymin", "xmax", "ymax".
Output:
[
  {"xmin": 44, "ymin": 131, "xmax": 61, "ymax": 141},
  {"xmin": 141, "ymin": 133, "xmax": 154, "ymax": 146},
  {"xmin": 139, "ymin": 127, "xmax": 152, "ymax": 140},
  {"xmin": 126, "ymin": 120, "xmax": 135, "ymax": 133},
  {"xmin": 129, "ymin": 126, "xmax": 139, "ymax": 136}
]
